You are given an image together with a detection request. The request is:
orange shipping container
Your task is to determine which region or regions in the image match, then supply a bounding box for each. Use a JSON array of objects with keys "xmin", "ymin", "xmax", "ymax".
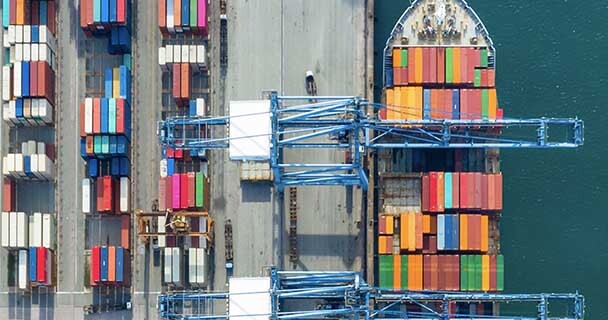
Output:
[
  {"xmin": 408, "ymin": 255, "xmax": 423, "ymax": 290},
  {"xmin": 392, "ymin": 48, "xmax": 402, "ymax": 68},
  {"xmin": 488, "ymin": 68, "xmax": 496, "ymax": 87},
  {"xmin": 414, "ymin": 48, "xmax": 423, "ymax": 84},
  {"xmin": 437, "ymin": 172, "xmax": 445, "ymax": 211},
  {"xmin": 482, "ymin": 255, "xmax": 490, "ymax": 291},
  {"xmin": 108, "ymin": 246, "xmax": 116, "ymax": 282},
  {"xmin": 489, "ymin": 88, "xmax": 498, "ymax": 120},
  {"xmin": 437, "ymin": 48, "xmax": 445, "ymax": 83},
  {"xmin": 181, "ymin": 63, "xmax": 191, "ymax": 99},
  {"xmin": 408, "ymin": 48, "xmax": 416, "ymax": 83},
  {"xmin": 423, "ymin": 255, "xmax": 431, "ymax": 290},
  {"xmin": 487, "ymin": 174, "xmax": 496, "ymax": 210},
  {"xmin": 422, "ymin": 48, "xmax": 430, "ymax": 84},
  {"xmin": 379, "ymin": 215, "xmax": 394, "ymax": 235},
  {"xmin": 378, "ymin": 236, "xmax": 393, "ymax": 254},
  {"xmin": 175, "ymin": 0, "xmax": 182, "ymax": 27},
  {"xmin": 430, "ymin": 47, "xmax": 437, "ymax": 83},
  {"xmin": 393, "ymin": 255, "xmax": 402, "ymax": 290},
  {"xmin": 481, "ymin": 215, "xmax": 489, "ymax": 252},
  {"xmin": 121, "ymin": 215, "xmax": 130, "ymax": 249},
  {"xmin": 415, "ymin": 212, "xmax": 423, "ymax": 250},
  {"xmin": 430, "ymin": 254, "xmax": 439, "ymax": 290},
  {"xmin": 453, "ymin": 47, "xmax": 461, "ymax": 84},
  {"xmin": 460, "ymin": 214, "xmax": 468, "ymax": 250},
  {"xmin": 423, "ymin": 214, "xmax": 431, "ymax": 234},
  {"xmin": 408, "ymin": 212, "xmax": 416, "ymax": 252},
  {"xmin": 461, "ymin": 47, "xmax": 469, "ymax": 83},
  {"xmin": 495, "ymin": 173, "xmax": 503, "ymax": 210},
  {"xmin": 386, "ymin": 88, "xmax": 394, "ymax": 120},
  {"xmin": 400, "ymin": 213, "xmax": 409, "ymax": 250}
]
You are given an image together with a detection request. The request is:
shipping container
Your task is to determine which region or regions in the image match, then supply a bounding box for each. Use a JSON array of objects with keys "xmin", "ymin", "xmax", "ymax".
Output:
[
  {"xmin": 91, "ymin": 246, "xmax": 100, "ymax": 284},
  {"xmin": 121, "ymin": 215, "xmax": 130, "ymax": 249},
  {"xmin": 120, "ymin": 177, "xmax": 129, "ymax": 212}
]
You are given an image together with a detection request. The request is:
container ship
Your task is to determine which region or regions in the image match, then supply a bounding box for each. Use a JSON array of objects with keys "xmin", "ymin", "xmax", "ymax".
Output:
[{"xmin": 377, "ymin": 0, "xmax": 504, "ymax": 315}]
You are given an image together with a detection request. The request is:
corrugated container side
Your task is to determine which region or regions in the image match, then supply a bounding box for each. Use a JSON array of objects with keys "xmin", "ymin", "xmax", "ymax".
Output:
[
  {"xmin": 163, "ymin": 247, "xmax": 172, "ymax": 283},
  {"xmin": 378, "ymin": 255, "xmax": 393, "ymax": 289},
  {"xmin": 108, "ymin": 246, "xmax": 116, "ymax": 282},
  {"xmin": 121, "ymin": 215, "xmax": 130, "ymax": 249}
]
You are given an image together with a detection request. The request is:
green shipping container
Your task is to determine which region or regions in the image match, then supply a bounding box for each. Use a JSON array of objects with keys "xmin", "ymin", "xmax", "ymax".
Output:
[
  {"xmin": 379, "ymin": 255, "xmax": 394, "ymax": 289},
  {"xmin": 94, "ymin": 136, "xmax": 102, "ymax": 154},
  {"xmin": 476, "ymin": 255, "xmax": 483, "ymax": 291},
  {"xmin": 445, "ymin": 48, "xmax": 453, "ymax": 83},
  {"xmin": 94, "ymin": 0, "xmax": 101, "ymax": 23},
  {"xmin": 4, "ymin": 48, "xmax": 10, "ymax": 65},
  {"xmin": 467, "ymin": 255, "xmax": 475, "ymax": 291},
  {"xmin": 123, "ymin": 54, "xmax": 132, "ymax": 70},
  {"xmin": 109, "ymin": 99, "xmax": 116, "ymax": 134},
  {"xmin": 101, "ymin": 136, "xmax": 110, "ymax": 154},
  {"xmin": 401, "ymin": 49, "xmax": 408, "ymax": 67},
  {"xmin": 460, "ymin": 255, "xmax": 469, "ymax": 291},
  {"xmin": 190, "ymin": 0, "xmax": 198, "ymax": 28},
  {"xmin": 401, "ymin": 255, "xmax": 408, "ymax": 290},
  {"xmin": 445, "ymin": 172, "xmax": 452, "ymax": 209},
  {"xmin": 195, "ymin": 172, "xmax": 204, "ymax": 207},
  {"xmin": 497, "ymin": 254, "xmax": 504, "ymax": 291},
  {"xmin": 480, "ymin": 49, "xmax": 488, "ymax": 68},
  {"xmin": 474, "ymin": 69, "xmax": 481, "ymax": 87},
  {"xmin": 481, "ymin": 89, "xmax": 489, "ymax": 120}
]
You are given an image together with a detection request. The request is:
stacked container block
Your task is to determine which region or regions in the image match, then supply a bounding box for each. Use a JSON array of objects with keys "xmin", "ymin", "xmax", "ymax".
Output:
[
  {"xmin": 2, "ymin": 140, "xmax": 54, "ymax": 180},
  {"xmin": 422, "ymin": 172, "xmax": 503, "ymax": 212},
  {"xmin": 90, "ymin": 245, "xmax": 130, "ymax": 286},
  {"xmin": 79, "ymin": 0, "xmax": 129, "ymax": 35},
  {"xmin": 158, "ymin": 0, "xmax": 208, "ymax": 37}
]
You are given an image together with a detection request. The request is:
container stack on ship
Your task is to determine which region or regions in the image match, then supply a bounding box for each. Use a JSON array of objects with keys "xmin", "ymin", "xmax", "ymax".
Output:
[
  {"xmin": 79, "ymin": 0, "xmax": 132, "ymax": 288},
  {"xmin": 157, "ymin": 0, "xmax": 211, "ymax": 289},
  {"xmin": 1, "ymin": 0, "xmax": 57, "ymax": 291},
  {"xmin": 378, "ymin": 0, "xmax": 503, "ymax": 316}
]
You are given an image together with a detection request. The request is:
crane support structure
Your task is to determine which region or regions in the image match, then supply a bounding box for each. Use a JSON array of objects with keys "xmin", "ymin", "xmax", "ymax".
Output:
[
  {"xmin": 157, "ymin": 92, "xmax": 584, "ymax": 190},
  {"xmin": 157, "ymin": 268, "xmax": 585, "ymax": 319}
]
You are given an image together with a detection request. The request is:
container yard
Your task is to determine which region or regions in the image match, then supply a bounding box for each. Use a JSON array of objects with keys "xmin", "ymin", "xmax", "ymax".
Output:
[{"xmin": 0, "ymin": 0, "xmax": 591, "ymax": 319}]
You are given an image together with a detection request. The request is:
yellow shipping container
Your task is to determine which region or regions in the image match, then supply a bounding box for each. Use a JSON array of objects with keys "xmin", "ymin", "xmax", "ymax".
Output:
[
  {"xmin": 379, "ymin": 236, "xmax": 387, "ymax": 255},
  {"xmin": 113, "ymin": 68, "xmax": 120, "ymax": 98},
  {"xmin": 393, "ymin": 255, "xmax": 402, "ymax": 290},
  {"xmin": 392, "ymin": 49, "xmax": 402, "ymax": 68},
  {"xmin": 489, "ymin": 88, "xmax": 498, "ymax": 120},
  {"xmin": 400, "ymin": 213, "xmax": 408, "ymax": 250},
  {"xmin": 408, "ymin": 255, "xmax": 423, "ymax": 290},
  {"xmin": 453, "ymin": 47, "xmax": 461, "ymax": 84},
  {"xmin": 386, "ymin": 215, "xmax": 394, "ymax": 235},
  {"xmin": 460, "ymin": 214, "xmax": 469, "ymax": 250},
  {"xmin": 408, "ymin": 212, "xmax": 416, "ymax": 252},
  {"xmin": 422, "ymin": 214, "xmax": 431, "ymax": 234},
  {"xmin": 386, "ymin": 88, "xmax": 395, "ymax": 120},
  {"xmin": 481, "ymin": 215, "xmax": 489, "ymax": 252},
  {"xmin": 414, "ymin": 48, "xmax": 423, "ymax": 84},
  {"xmin": 482, "ymin": 255, "xmax": 490, "ymax": 291}
]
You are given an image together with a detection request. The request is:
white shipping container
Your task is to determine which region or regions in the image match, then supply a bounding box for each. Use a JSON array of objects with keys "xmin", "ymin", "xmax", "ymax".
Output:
[
  {"xmin": 14, "ymin": 154, "xmax": 24, "ymax": 177},
  {"xmin": 9, "ymin": 101, "xmax": 18, "ymax": 126},
  {"xmin": 84, "ymin": 98, "xmax": 93, "ymax": 134},
  {"xmin": 82, "ymin": 179, "xmax": 91, "ymax": 213},
  {"xmin": 2, "ymin": 103, "xmax": 9, "ymax": 124},
  {"xmin": 171, "ymin": 247, "xmax": 181, "ymax": 284},
  {"xmin": 188, "ymin": 248, "xmax": 197, "ymax": 284},
  {"xmin": 181, "ymin": 45, "xmax": 189, "ymax": 63},
  {"xmin": 39, "ymin": 26, "xmax": 57, "ymax": 53},
  {"xmin": 8, "ymin": 25, "xmax": 15, "ymax": 45},
  {"xmin": 163, "ymin": 247, "xmax": 172, "ymax": 283},
  {"xmin": 24, "ymin": 26, "xmax": 31, "ymax": 43},
  {"xmin": 199, "ymin": 216, "xmax": 208, "ymax": 249},
  {"xmin": 15, "ymin": 43, "xmax": 23, "ymax": 61},
  {"xmin": 120, "ymin": 177, "xmax": 129, "ymax": 213},
  {"xmin": 158, "ymin": 216, "xmax": 166, "ymax": 248},
  {"xmin": 189, "ymin": 46, "xmax": 197, "ymax": 65},
  {"xmin": 31, "ymin": 155, "xmax": 45, "ymax": 180},
  {"xmin": 39, "ymin": 44, "xmax": 51, "ymax": 65},
  {"xmin": 38, "ymin": 155, "xmax": 53, "ymax": 179},
  {"xmin": 43, "ymin": 214, "xmax": 54, "ymax": 249},
  {"xmin": 28, "ymin": 215, "xmax": 35, "ymax": 247},
  {"xmin": 18, "ymin": 250, "xmax": 28, "ymax": 289},
  {"xmin": 37, "ymin": 142, "xmax": 45, "ymax": 155},
  {"xmin": 17, "ymin": 212, "xmax": 28, "ymax": 248},
  {"xmin": 1, "ymin": 212, "xmax": 9, "ymax": 247},
  {"xmin": 159, "ymin": 159, "xmax": 167, "ymax": 178},
  {"xmin": 9, "ymin": 46, "xmax": 15, "ymax": 64},
  {"xmin": 13, "ymin": 62, "xmax": 22, "ymax": 97},
  {"xmin": 15, "ymin": 25, "xmax": 23, "ymax": 43},
  {"xmin": 39, "ymin": 99, "xmax": 52, "ymax": 124},
  {"xmin": 158, "ymin": 47, "xmax": 166, "ymax": 69},
  {"xmin": 173, "ymin": 45, "xmax": 181, "ymax": 63},
  {"xmin": 196, "ymin": 98, "xmax": 206, "ymax": 117},
  {"xmin": 28, "ymin": 140, "xmax": 36, "ymax": 154},
  {"xmin": 1, "ymin": 156, "xmax": 7, "ymax": 175},
  {"xmin": 2, "ymin": 29, "xmax": 8, "ymax": 48},
  {"xmin": 2, "ymin": 65, "xmax": 10, "ymax": 101},
  {"xmin": 31, "ymin": 99, "xmax": 40, "ymax": 120},
  {"xmin": 197, "ymin": 45, "xmax": 206, "ymax": 67},
  {"xmin": 31, "ymin": 43, "xmax": 39, "ymax": 61},
  {"xmin": 5, "ymin": 154, "xmax": 15, "ymax": 176},
  {"xmin": 167, "ymin": 0, "xmax": 175, "ymax": 31},
  {"xmin": 33, "ymin": 213, "xmax": 42, "ymax": 247},
  {"xmin": 23, "ymin": 44, "xmax": 31, "ymax": 61},
  {"xmin": 196, "ymin": 248, "xmax": 206, "ymax": 285},
  {"xmin": 165, "ymin": 45, "xmax": 174, "ymax": 64},
  {"xmin": 9, "ymin": 212, "xmax": 17, "ymax": 247}
]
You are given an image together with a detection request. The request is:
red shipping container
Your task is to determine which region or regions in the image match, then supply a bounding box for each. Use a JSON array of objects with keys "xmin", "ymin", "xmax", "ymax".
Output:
[
  {"xmin": 429, "ymin": 235, "xmax": 437, "ymax": 253},
  {"xmin": 467, "ymin": 48, "xmax": 476, "ymax": 84},
  {"xmin": 430, "ymin": 254, "xmax": 438, "ymax": 290},
  {"xmin": 421, "ymin": 174, "xmax": 430, "ymax": 212},
  {"xmin": 437, "ymin": 255, "xmax": 445, "ymax": 290},
  {"xmin": 80, "ymin": 0, "xmax": 87, "ymax": 29},
  {"xmin": 79, "ymin": 102, "xmax": 85, "ymax": 137},
  {"xmin": 175, "ymin": 148, "xmax": 183, "ymax": 159},
  {"xmin": 48, "ymin": 1, "xmax": 57, "ymax": 35},
  {"xmin": 422, "ymin": 48, "xmax": 430, "ymax": 84},
  {"xmin": 117, "ymin": 0, "xmax": 126, "ymax": 24},
  {"xmin": 459, "ymin": 89, "xmax": 468, "ymax": 120},
  {"xmin": 114, "ymin": 178, "xmax": 121, "ymax": 214},
  {"xmin": 400, "ymin": 67, "xmax": 408, "ymax": 85},
  {"xmin": 108, "ymin": 246, "xmax": 116, "ymax": 282},
  {"xmin": 166, "ymin": 174, "xmax": 173, "ymax": 211},
  {"xmin": 429, "ymin": 47, "xmax": 437, "ymax": 83},
  {"xmin": 481, "ymin": 69, "xmax": 488, "ymax": 87},
  {"xmin": 180, "ymin": 173, "xmax": 188, "ymax": 209},
  {"xmin": 2, "ymin": 178, "xmax": 15, "ymax": 212},
  {"xmin": 487, "ymin": 174, "xmax": 496, "ymax": 210},
  {"xmin": 452, "ymin": 255, "xmax": 460, "ymax": 290},
  {"xmin": 104, "ymin": 176, "xmax": 113, "ymax": 212},
  {"xmin": 86, "ymin": 0, "xmax": 94, "ymax": 29},
  {"xmin": 437, "ymin": 48, "xmax": 445, "ymax": 83},
  {"xmin": 394, "ymin": 67, "xmax": 401, "ymax": 86},
  {"xmin": 423, "ymin": 255, "xmax": 431, "ymax": 290},
  {"xmin": 474, "ymin": 172, "xmax": 482, "ymax": 209},
  {"xmin": 96, "ymin": 177, "xmax": 104, "ymax": 212},
  {"xmin": 91, "ymin": 246, "xmax": 100, "ymax": 284},
  {"xmin": 187, "ymin": 172, "xmax": 195, "ymax": 208},
  {"xmin": 9, "ymin": 0, "xmax": 16, "ymax": 25},
  {"xmin": 379, "ymin": 215, "xmax": 386, "ymax": 234},
  {"xmin": 174, "ymin": 0, "xmax": 181, "ymax": 28},
  {"xmin": 461, "ymin": 47, "xmax": 469, "ymax": 84},
  {"xmin": 158, "ymin": 0, "xmax": 167, "ymax": 34},
  {"xmin": 459, "ymin": 172, "xmax": 469, "ymax": 208},
  {"xmin": 488, "ymin": 69, "xmax": 496, "ymax": 87},
  {"xmin": 37, "ymin": 247, "xmax": 47, "ymax": 283},
  {"xmin": 467, "ymin": 172, "xmax": 475, "ymax": 209},
  {"xmin": 495, "ymin": 173, "xmax": 503, "ymax": 210},
  {"xmin": 116, "ymin": 99, "xmax": 124, "ymax": 134},
  {"xmin": 121, "ymin": 215, "xmax": 130, "ymax": 249},
  {"xmin": 489, "ymin": 255, "xmax": 497, "ymax": 291},
  {"xmin": 472, "ymin": 89, "xmax": 481, "ymax": 119},
  {"xmin": 180, "ymin": 63, "xmax": 191, "ymax": 100},
  {"xmin": 407, "ymin": 48, "xmax": 415, "ymax": 83},
  {"xmin": 172, "ymin": 64, "xmax": 181, "ymax": 99},
  {"xmin": 30, "ymin": 61, "xmax": 38, "ymax": 96},
  {"xmin": 166, "ymin": 148, "xmax": 175, "ymax": 158},
  {"xmin": 451, "ymin": 172, "xmax": 460, "ymax": 209},
  {"xmin": 429, "ymin": 172, "xmax": 437, "ymax": 212},
  {"xmin": 190, "ymin": 216, "xmax": 199, "ymax": 248},
  {"xmin": 473, "ymin": 48, "xmax": 481, "ymax": 68},
  {"xmin": 481, "ymin": 174, "xmax": 489, "ymax": 210},
  {"xmin": 158, "ymin": 177, "xmax": 166, "ymax": 211}
]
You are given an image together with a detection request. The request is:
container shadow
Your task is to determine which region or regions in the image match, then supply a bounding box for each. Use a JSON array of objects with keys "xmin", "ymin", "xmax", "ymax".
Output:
[{"xmin": 240, "ymin": 181, "xmax": 272, "ymax": 203}]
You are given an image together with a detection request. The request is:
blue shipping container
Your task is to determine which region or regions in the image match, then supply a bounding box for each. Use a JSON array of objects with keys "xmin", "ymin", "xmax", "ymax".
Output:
[
  {"xmin": 2, "ymin": 0, "xmax": 8, "ymax": 28},
  {"xmin": 111, "ymin": 157, "xmax": 120, "ymax": 176},
  {"xmin": 189, "ymin": 100, "xmax": 196, "ymax": 116},
  {"xmin": 385, "ymin": 68, "xmax": 394, "ymax": 88},
  {"xmin": 423, "ymin": 89, "xmax": 431, "ymax": 120},
  {"xmin": 24, "ymin": 156, "xmax": 31, "ymax": 175},
  {"xmin": 80, "ymin": 138, "xmax": 88, "ymax": 159},
  {"xmin": 16, "ymin": 99, "xmax": 23, "ymax": 118},
  {"xmin": 125, "ymin": 100, "xmax": 131, "ymax": 138},
  {"xmin": 94, "ymin": 136, "xmax": 102, "ymax": 155},
  {"xmin": 88, "ymin": 158, "xmax": 99, "ymax": 178},
  {"xmin": 109, "ymin": 99, "xmax": 116, "ymax": 134},
  {"xmin": 451, "ymin": 214, "xmax": 459, "ymax": 250},
  {"xmin": 101, "ymin": 247, "xmax": 108, "ymax": 281},
  {"xmin": 102, "ymin": 135, "xmax": 110, "ymax": 154},
  {"xmin": 110, "ymin": 135, "xmax": 117, "ymax": 155},
  {"xmin": 31, "ymin": 26, "xmax": 39, "ymax": 43},
  {"xmin": 119, "ymin": 66, "xmax": 129, "ymax": 101},
  {"xmin": 110, "ymin": 0, "xmax": 117, "ymax": 23},
  {"xmin": 39, "ymin": 1, "xmax": 48, "ymax": 25},
  {"xmin": 117, "ymin": 136, "xmax": 128, "ymax": 155},
  {"xmin": 452, "ymin": 89, "xmax": 460, "ymax": 119},
  {"xmin": 116, "ymin": 247, "xmax": 124, "ymax": 282},
  {"xmin": 182, "ymin": 0, "xmax": 190, "ymax": 27},
  {"xmin": 22, "ymin": 62, "xmax": 30, "ymax": 97},
  {"xmin": 445, "ymin": 213, "xmax": 452, "ymax": 250},
  {"xmin": 167, "ymin": 158, "xmax": 175, "ymax": 176},
  {"xmin": 101, "ymin": 0, "xmax": 110, "ymax": 23},
  {"xmin": 101, "ymin": 98, "xmax": 109, "ymax": 133},
  {"xmin": 29, "ymin": 247, "xmax": 37, "ymax": 281},
  {"xmin": 119, "ymin": 157, "xmax": 129, "ymax": 176},
  {"xmin": 104, "ymin": 68, "xmax": 113, "ymax": 98}
]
